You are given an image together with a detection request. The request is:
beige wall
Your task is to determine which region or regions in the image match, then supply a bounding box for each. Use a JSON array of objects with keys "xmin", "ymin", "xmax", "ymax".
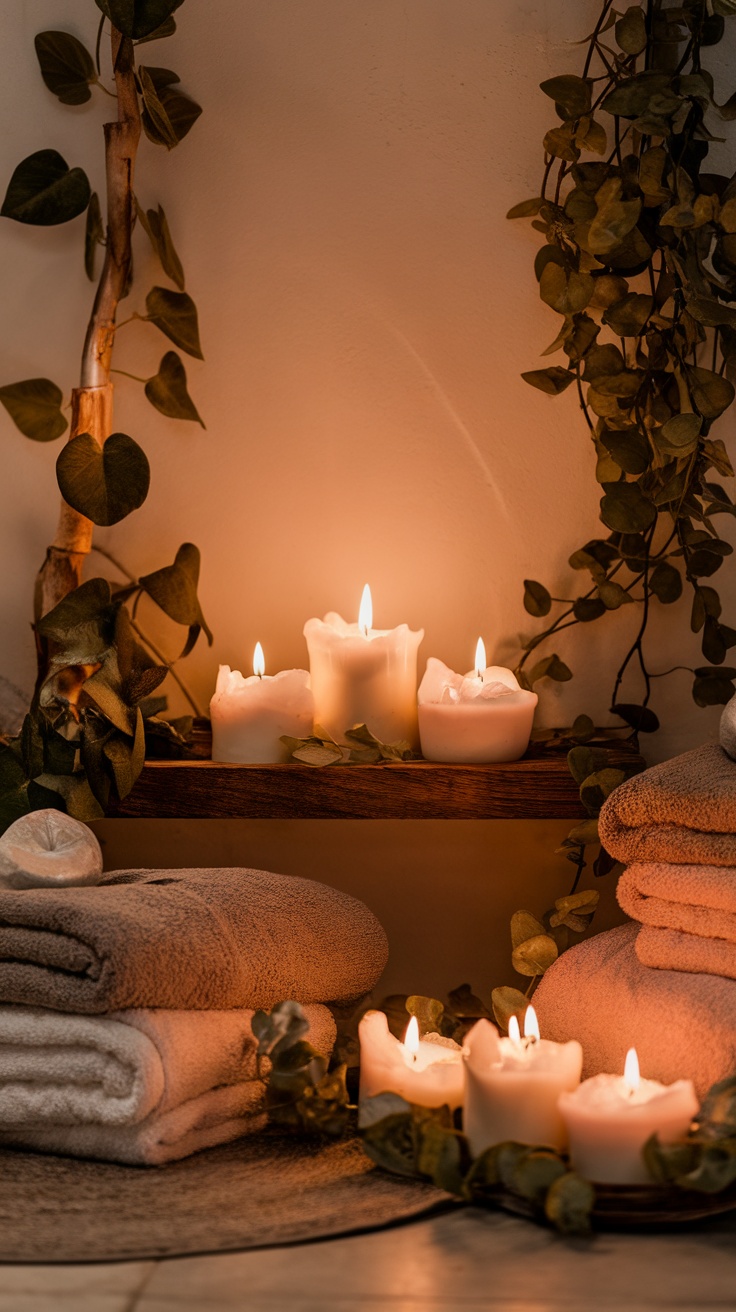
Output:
[{"xmin": 1, "ymin": 2, "xmax": 733, "ymax": 994}]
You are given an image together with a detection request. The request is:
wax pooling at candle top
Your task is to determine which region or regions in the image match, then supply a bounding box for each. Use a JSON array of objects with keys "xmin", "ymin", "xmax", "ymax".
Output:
[{"xmin": 418, "ymin": 657, "xmax": 524, "ymax": 705}]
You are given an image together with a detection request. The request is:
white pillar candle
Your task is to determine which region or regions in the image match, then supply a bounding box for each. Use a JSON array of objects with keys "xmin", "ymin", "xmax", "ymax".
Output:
[
  {"xmin": 463, "ymin": 1008, "xmax": 582, "ymax": 1154},
  {"xmin": 417, "ymin": 642, "xmax": 538, "ymax": 763},
  {"xmin": 210, "ymin": 644, "xmax": 314, "ymax": 764},
  {"xmin": 358, "ymin": 1011, "xmax": 464, "ymax": 1120},
  {"xmin": 304, "ymin": 586, "xmax": 424, "ymax": 747},
  {"xmin": 559, "ymin": 1048, "xmax": 698, "ymax": 1184}
]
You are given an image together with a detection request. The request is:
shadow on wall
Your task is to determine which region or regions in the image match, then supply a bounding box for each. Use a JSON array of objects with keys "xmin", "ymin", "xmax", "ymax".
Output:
[{"xmin": 92, "ymin": 817, "xmax": 628, "ymax": 999}]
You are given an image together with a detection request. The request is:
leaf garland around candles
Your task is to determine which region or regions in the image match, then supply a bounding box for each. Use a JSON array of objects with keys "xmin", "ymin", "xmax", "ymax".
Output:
[
  {"xmin": 281, "ymin": 723, "xmax": 415, "ymax": 766},
  {"xmin": 0, "ymin": 2, "xmax": 210, "ymax": 832}
]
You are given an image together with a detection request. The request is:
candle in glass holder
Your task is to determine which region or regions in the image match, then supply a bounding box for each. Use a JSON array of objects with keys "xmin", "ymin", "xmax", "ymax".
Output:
[
  {"xmin": 358, "ymin": 1010, "xmax": 464, "ymax": 1120},
  {"xmin": 417, "ymin": 641, "xmax": 537, "ymax": 763},
  {"xmin": 210, "ymin": 643, "xmax": 313, "ymax": 763},
  {"xmin": 463, "ymin": 1007, "xmax": 582, "ymax": 1154},
  {"xmin": 559, "ymin": 1048, "xmax": 698, "ymax": 1184},
  {"xmin": 304, "ymin": 586, "xmax": 423, "ymax": 746}
]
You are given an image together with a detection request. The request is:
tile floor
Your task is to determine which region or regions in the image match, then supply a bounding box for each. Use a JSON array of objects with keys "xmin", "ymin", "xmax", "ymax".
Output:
[{"xmin": 1, "ymin": 1207, "xmax": 735, "ymax": 1312}]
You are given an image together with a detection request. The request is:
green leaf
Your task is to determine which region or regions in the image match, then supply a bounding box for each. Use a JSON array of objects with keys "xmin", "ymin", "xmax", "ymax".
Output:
[
  {"xmin": 600, "ymin": 481, "xmax": 657, "ymax": 533},
  {"xmin": 599, "ymin": 426, "xmax": 650, "ymax": 475},
  {"xmin": 602, "ymin": 293, "xmax": 653, "ymax": 336},
  {"xmin": 570, "ymin": 714, "xmax": 595, "ymax": 742},
  {"xmin": 573, "ymin": 597, "xmax": 606, "ymax": 622},
  {"xmin": 649, "ymin": 561, "xmax": 682, "ymax": 604},
  {"xmin": 145, "ymin": 286, "xmax": 203, "ymax": 359},
  {"xmin": 510, "ymin": 1149, "xmax": 567, "ymax": 1204},
  {"xmin": 523, "ymin": 579, "xmax": 552, "ymax": 617},
  {"xmin": 512, "ymin": 933, "xmax": 558, "ymax": 977},
  {"xmin": 56, "ymin": 432, "xmax": 150, "ymax": 526},
  {"xmin": 144, "ymin": 352, "xmax": 204, "ymax": 426},
  {"xmin": 686, "ymin": 366, "xmax": 735, "ymax": 420},
  {"xmin": 139, "ymin": 66, "xmax": 202, "ymax": 149},
  {"xmin": 137, "ymin": 542, "xmax": 213, "ymax": 643},
  {"xmin": 136, "ymin": 201, "xmax": 184, "ymax": 289},
  {"xmin": 252, "ymin": 1000, "xmax": 310, "ymax": 1059},
  {"xmin": 1, "ymin": 149, "xmax": 90, "ymax": 226},
  {"xmin": 545, "ymin": 1172, "xmax": 595, "ymax": 1236},
  {"xmin": 610, "ymin": 702, "xmax": 660, "ymax": 733},
  {"xmin": 521, "ymin": 367, "xmax": 575, "ymax": 395},
  {"xmin": 539, "ymin": 75, "xmax": 592, "ymax": 118},
  {"xmin": 506, "ymin": 198, "xmax": 542, "ymax": 219},
  {"xmin": 135, "ymin": 15, "xmax": 177, "ymax": 41},
  {"xmin": 567, "ymin": 744, "xmax": 616, "ymax": 785},
  {"xmin": 94, "ymin": 0, "xmax": 183, "ymax": 40},
  {"xmin": 615, "ymin": 5, "xmax": 648, "ymax": 55},
  {"xmin": 539, "ymin": 264, "xmax": 594, "ymax": 314},
  {"xmin": 528, "ymin": 654, "xmax": 573, "ymax": 684},
  {"xmin": 290, "ymin": 741, "xmax": 343, "ymax": 767},
  {"xmin": 34, "ymin": 30, "xmax": 96, "ymax": 105},
  {"xmin": 36, "ymin": 577, "xmax": 114, "ymax": 650},
  {"xmin": 686, "ymin": 296, "xmax": 736, "ymax": 329},
  {"xmin": 84, "ymin": 191, "xmax": 104, "ymax": 282},
  {"xmin": 580, "ymin": 767, "xmax": 626, "ymax": 811},
  {"xmin": 0, "ymin": 379, "xmax": 67, "ymax": 442},
  {"xmin": 587, "ymin": 180, "xmax": 642, "ymax": 257},
  {"xmin": 601, "ymin": 71, "xmax": 673, "ymax": 118},
  {"xmin": 490, "ymin": 986, "xmax": 529, "ymax": 1033},
  {"xmin": 659, "ymin": 412, "xmax": 702, "ymax": 455},
  {"xmin": 511, "ymin": 909, "xmax": 547, "ymax": 948},
  {"xmin": 598, "ymin": 579, "xmax": 633, "ymax": 609},
  {"xmin": 406, "ymin": 995, "xmax": 444, "ymax": 1035}
]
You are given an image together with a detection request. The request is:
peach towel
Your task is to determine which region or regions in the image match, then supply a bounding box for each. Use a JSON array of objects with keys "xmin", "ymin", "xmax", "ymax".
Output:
[
  {"xmin": 534, "ymin": 922, "xmax": 736, "ymax": 1097},
  {"xmin": 617, "ymin": 862, "xmax": 736, "ymax": 942}
]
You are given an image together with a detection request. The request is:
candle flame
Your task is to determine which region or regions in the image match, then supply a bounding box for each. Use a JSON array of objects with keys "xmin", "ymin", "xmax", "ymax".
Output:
[
  {"xmin": 475, "ymin": 637, "xmax": 486, "ymax": 679},
  {"xmin": 359, "ymin": 583, "xmax": 373, "ymax": 636},
  {"xmin": 508, "ymin": 1014, "xmax": 521, "ymax": 1044},
  {"xmin": 253, "ymin": 642, "xmax": 265, "ymax": 678},
  {"xmin": 624, "ymin": 1047, "xmax": 640, "ymax": 1092},
  {"xmin": 404, "ymin": 1015, "xmax": 420, "ymax": 1057},
  {"xmin": 524, "ymin": 1004, "xmax": 540, "ymax": 1042}
]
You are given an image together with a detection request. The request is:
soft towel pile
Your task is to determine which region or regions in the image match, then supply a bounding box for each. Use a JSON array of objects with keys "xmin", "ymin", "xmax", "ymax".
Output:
[
  {"xmin": 536, "ymin": 737, "xmax": 736, "ymax": 1095},
  {"xmin": 0, "ymin": 813, "xmax": 388, "ymax": 1165}
]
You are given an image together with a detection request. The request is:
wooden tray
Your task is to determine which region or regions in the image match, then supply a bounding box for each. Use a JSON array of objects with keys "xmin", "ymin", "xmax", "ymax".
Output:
[{"xmin": 497, "ymin": 1180, "xmax": 736, "ymax": 1230}]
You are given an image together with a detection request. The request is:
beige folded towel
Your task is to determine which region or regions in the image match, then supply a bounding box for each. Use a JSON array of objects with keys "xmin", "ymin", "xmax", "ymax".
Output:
[
  {"xmin": 618, "ymin": 862, "xmax": 736, "ymax": 944},
  {"xmin": 534, "ymin": 922, "xmax": 736, "ymax": 1097},
  {"xmin": 0, "ymin": 867, "xmax": 388, "ymax": 1013},
  {"xmin": 635, "ymin": 925, "xmax": 736, "ymax": 980},
  {"xmin": 0, "ymin": 1003, "xmax": 335, "ymax": 1165},
  {"xmin": 598, "ymin": 744, "xmax": 736, "ymax": 865}
]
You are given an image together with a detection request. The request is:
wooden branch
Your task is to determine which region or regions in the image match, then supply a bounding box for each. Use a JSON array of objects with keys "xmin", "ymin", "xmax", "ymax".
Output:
[{"xmin": 34, "ymin": 27, "xmax": 142, "ymax": 642}]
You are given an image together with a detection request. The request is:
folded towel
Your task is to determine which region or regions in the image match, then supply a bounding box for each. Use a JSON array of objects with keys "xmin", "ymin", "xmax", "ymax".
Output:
[
  {"xmin": 534, "ymin": 922, "xmax": 736, "ymax": 1097},
  {"xmin": 598, "ymin": 744, "xmax": 736, "ymax": 865},
  {"xmin": 0, "ymin": 811, "xmax": 102, "ymax": 889},
  {"xmin": 618, "ymin": 862, "xmax": 736, "ymax": 944},
  {"xmin": 0, "ymin": 1003, "xmax": 335, "ymax": 1165},
  {"xmin": 722, "ymin": 694, "xmax": 736, "ymax": 762},
  {"xmin": 0, "ymin": 867, "xmax": 388, "ymax": 1013},
  {"xmin": 635, "ymin": 925, "xmax": 736, "ymax": 980}
]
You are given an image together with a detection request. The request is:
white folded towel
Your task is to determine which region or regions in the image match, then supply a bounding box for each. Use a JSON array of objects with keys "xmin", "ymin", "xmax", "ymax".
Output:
[{"xmin": 0, "ymin": 1003, "xmax": 336, "ymax": 1165}]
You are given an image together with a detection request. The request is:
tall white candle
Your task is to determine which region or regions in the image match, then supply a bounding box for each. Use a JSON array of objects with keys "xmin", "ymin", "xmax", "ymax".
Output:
[
  {"xmin": 358, "ymin": 1010, "xmax": 464, "ymax": 1119},
  {"xmin": 463, "ymin": 1009, "xmax": 582, "ymax": 1154},
  {"xmin": 559, "ymin": 1048, "xmax": 698, "ymax": 1184},
  {"xmin": 417, "ymin": 643, "xmax": 537, "ymax": 763},
  {"xmin": 210, "ymin": 644, "xmax": 313, "ymax": 764},
  {"xmin": 304, "ymin": 586, "xmax": 424, "ymax": 746}
]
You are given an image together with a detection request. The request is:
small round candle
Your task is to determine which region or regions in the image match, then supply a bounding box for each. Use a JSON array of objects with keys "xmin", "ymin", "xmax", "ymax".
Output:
[
  {"xmin": 358, "ymin": 1010, "xmax": 464, "ymax": 1121},
  {"xmin": 210, "ymin": 644, "xmax": 313, "ymax": 763},
  {"xmin": 463, "ymin": 1007, "xmax": 582, "ymax": 1154},
  {"xmin": 559, "ymin": 1047, "xmax": 699, "ymax": 1184},
  {"xmin": 304, "ymin": 586, "xmax": 424, "ymax": 747},
  {"xmin": 417, "ymin": 642, "xmax": 537, "ymax": 763}
]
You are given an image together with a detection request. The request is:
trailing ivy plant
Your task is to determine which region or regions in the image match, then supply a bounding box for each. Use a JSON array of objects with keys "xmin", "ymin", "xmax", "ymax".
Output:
[
  {"xmin": 0, "ymin": 0, "xmax": 211, "ymax": 830},
  {"xmin": 499, "ymin": 0, "xmax": 736, "ymax": 994}
]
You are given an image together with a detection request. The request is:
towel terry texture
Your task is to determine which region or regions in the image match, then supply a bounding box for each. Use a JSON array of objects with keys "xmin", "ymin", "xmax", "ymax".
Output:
[
  {"xmin": 534, "ymin": 923, "xmax": 736, "ymax": 1098},
  {"xmin": 0, "ymin": 1003, "xmax": 335, "ymax": 1165},
  {"xmin": 617, "ymin": 862, "xmax": 736, "ymax": 943},
  {"xmin": 0, "ymin": 867, "xmax": 388, "ymax": 1013},
  {"xmin": 598, "ymin": 744, "xmax": 736, "ymax": 866}
]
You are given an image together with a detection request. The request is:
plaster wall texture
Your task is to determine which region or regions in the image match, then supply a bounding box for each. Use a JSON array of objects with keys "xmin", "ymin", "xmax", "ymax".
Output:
[{"xmin": 0, "ymin": 2, "xmax": 734, "ymax": 993}]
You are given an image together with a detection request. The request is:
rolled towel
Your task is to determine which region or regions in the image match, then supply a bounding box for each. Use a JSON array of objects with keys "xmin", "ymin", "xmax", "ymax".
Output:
[
  {"xmin": 0, "ymin": 866, "xmax": 388, "ymax": 1013},
  {"xmin": 618, "ymin": 862, "xmax": 736, "ymax": 944},
  {"xmin": 0, "ymin": 1003, "xmax": 335, "ymax": 1166},
  {"xmin": 722, "ymin": 693, "xmax": 736, "ymax": 762},
  {"xmin": 0, "ymin": 810, "xmax": 102, "ymax": 889},
  {"xmin": 534, "ymin": 922, "xmax": 736, "ymax": 1098},
  {"xmin": 598, "ymin": 744, "xmax": 736, "ymax": 865}
]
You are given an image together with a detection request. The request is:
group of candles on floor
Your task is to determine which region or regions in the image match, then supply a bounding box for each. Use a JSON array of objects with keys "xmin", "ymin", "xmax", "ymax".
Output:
[
  {"xmin": 358, "ymin": 1007, "xmax": 699, "ymax": 1186},
  {"xmin": 210, "ymin": 586, "xmax": 539, "ymax": 765}
]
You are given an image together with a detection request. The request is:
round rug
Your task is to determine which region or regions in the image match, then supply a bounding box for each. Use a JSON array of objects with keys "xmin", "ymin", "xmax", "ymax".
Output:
[{"xmin": 0, "ymin": 1131, "xmax": 454, "ymax": 1263}]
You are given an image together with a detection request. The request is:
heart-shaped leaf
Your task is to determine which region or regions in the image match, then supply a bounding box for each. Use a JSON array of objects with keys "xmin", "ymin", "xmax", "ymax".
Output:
[
  {"xmin": 135, "ymin": 15, "xmax": 176, "ymax": 42},
  {"xmin": 139, "ymin": 65, "xmax": 202, "ymax": 149},
  {"xmin": 521, "ymin": 367, "xmax": 575, "ymax": 395},
  {"xmin": 94, "ymin": 0, "xmax": 183, "ymax": 40},
  {"xmin": 0, "ymin": 379, "xmax": 68, "ymax": 441},
  {"xmin": 523, "ymin": 579, "xmax": 552, "ymax": 617},
  {"xmin": 511, "ymin": 933, "xmax": 558, "ymax": 977},
  {"xmin": 84, "ymin": 191, "xmax": 104, "ymax": 282},
  {"xmin": 145, "ymin": 287, "xmax": 203, "ymax": 358},
  {"xmin": 144, "ymin": 352, "xmax": 204, "ymax": 426},
  {"xmin": 34, "ymin": 30, "xmax": 96, "ymax": 105},
  {"xmin": 136, "ymin": 200, "xmax": 184, "ymax": 288},
  {"xmin": 600, "ymin": 481, "xmax": 657, "ymax": 533},
  {"xmin": 56, "ymin": 432, "xmax": 150, "ymax": 526},
  {"xmin": 138, "ymin": 543, "xmax": 212, "ymax": 643},
  {"xmin": 1, "ymin": 149, "xmax": 91, "ymax": 226}
]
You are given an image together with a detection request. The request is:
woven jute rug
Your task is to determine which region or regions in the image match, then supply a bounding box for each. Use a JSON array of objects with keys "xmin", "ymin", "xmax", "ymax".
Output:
[{"xmin": 0, "ymin": 1131, "xmax": 453, "ymax": 1263}]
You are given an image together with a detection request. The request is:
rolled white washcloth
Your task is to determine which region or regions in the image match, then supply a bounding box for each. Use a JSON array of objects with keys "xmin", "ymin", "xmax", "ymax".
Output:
[{"xmin": 0, "ymin": 810, "xmax": 103, "ymax": 888}]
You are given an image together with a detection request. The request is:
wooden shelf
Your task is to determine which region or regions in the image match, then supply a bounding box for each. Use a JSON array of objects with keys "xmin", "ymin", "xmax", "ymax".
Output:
[{"xmin": 112, "ymin": 737, "xmax": 645, "ymax": 821}]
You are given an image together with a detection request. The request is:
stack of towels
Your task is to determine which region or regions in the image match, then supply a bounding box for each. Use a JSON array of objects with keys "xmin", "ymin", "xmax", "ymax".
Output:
[
  {"xmin": 0, "ymin": 811, "xmax": 388, "ymax": 1165},
  {"xmin": 536, "ymin": 699, "xmax": 736, "ymax": 1097}
]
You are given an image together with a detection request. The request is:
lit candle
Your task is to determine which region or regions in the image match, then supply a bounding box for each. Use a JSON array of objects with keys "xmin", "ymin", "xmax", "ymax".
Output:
[
  {"xmin": 559, "ymin": 1047, "xmax": 698, "ymax": 1184},
  {"xmin": 417, "ymin": 643, "xmax": 537, "ymax": 763},
  {"xmin": 463, "ymin": 1008, "xmax": 582, "ymax": 1154},
  {"xmin": 210, "ymin": 644, "xmax": 313, "ymax": 763},
  {"xmin": 304, "ymin": 586, "xmax": 424, "ymax": 746},
  {"xmin": 358, "ymin": 1010, "xmax": 464, "ymax": 1120}
]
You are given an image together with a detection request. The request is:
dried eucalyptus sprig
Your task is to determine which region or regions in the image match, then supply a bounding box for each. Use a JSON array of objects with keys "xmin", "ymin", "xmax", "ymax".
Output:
[{"xmin": 281, "ymin": 723, "xmax": 415, "ymax": 766}]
